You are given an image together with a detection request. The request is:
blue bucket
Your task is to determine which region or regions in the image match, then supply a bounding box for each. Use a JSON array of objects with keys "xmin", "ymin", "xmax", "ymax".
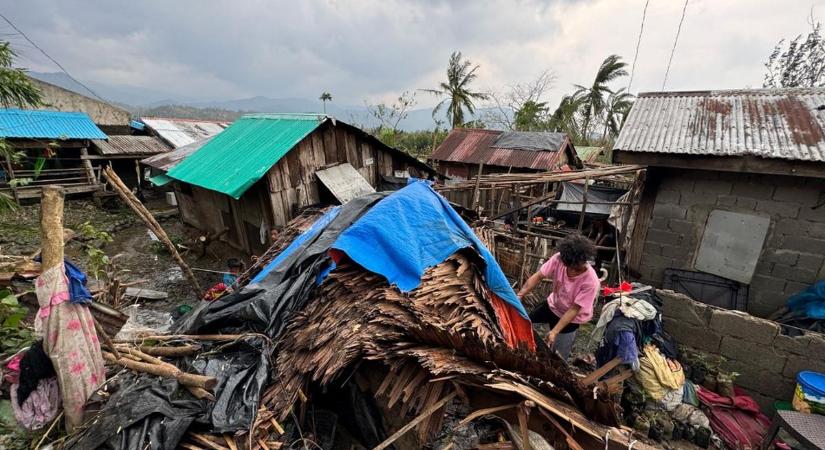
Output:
[{"xmin": 794, "ymin": 371, "xmax": 825, "ymax": 415}]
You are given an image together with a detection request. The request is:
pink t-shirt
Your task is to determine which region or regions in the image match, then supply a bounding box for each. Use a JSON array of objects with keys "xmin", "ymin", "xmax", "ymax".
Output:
[{"xmin": 539, "ymin": 253, "xmax": 599, "ymax": 324}]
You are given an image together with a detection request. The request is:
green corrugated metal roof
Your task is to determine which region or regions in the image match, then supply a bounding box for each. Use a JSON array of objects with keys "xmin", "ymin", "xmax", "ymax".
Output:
[
  {"xmin": 575, "ymin": 146, "xmax": 602, "ymax": 162},
  {"xmin": 166, "ymin": 114, "xmax": 325, "ymax": 198},
  {"xmin": 149, "ymin": 174, "xmax": 173, "ymax": 186}
]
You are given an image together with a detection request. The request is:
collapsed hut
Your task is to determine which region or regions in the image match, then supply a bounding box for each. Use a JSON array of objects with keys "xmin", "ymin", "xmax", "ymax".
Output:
[
  {"xmin": 61, "ymin": 180, "xmax": 653, "ymax": 450},
  {"xmin": 436, "ymin": 165, "xmax": 645, "ymax": 301}
]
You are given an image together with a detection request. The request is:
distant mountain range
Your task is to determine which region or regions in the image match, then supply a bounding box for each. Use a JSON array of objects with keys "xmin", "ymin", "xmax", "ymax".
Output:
[{"xmin": 29, "ymin": 71, "xmax": 500, "ymax": 131}]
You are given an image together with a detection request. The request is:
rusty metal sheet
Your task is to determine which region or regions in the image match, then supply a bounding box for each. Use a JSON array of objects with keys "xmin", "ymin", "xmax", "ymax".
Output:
[
  {"xmin": 614, "ymin": 88, "xmax": 825, "ymax": 162},
  {"xmin": 431, "ymin": 128, "xmax": 569, "ymax": 170},
  {"xmin": 315, "ymin": 162, "xmax": 375, "ymax": 204},
  {"xmin": 91, "ymin": 135, "xmax": 171, "ymax": 156}
]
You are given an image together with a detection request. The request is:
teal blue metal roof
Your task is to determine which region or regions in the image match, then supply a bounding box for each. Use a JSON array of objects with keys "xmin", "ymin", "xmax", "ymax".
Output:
[
  {"xmin": 149, "ymin": 174, "xmax": 174, "ymax": 186},
  {"xmin": 0, "ymin": 109, "xmax": 107, "ymax": 140},
  {"xmin": 166, "ymin": 113, "xmax": 325, "ymax": 199}
]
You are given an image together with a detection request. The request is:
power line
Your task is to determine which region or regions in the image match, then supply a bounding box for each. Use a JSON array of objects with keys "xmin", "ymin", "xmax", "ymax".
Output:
[
  {"xmin": 0, "ymin": 13, "xmax": 107, "ymax": 102},
  {"xmin": 627, "ymin": 0, "xmax": 651, "ymax": 93},
  {"xmin": 662, "ymin": 0, "xmax": 689, "ymax": 91}
]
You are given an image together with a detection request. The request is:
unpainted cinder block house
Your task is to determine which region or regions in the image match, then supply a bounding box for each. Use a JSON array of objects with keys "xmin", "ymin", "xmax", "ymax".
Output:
[{"xmin": 613, "ymin": 88, "xmax": 825, "ymax": 318}]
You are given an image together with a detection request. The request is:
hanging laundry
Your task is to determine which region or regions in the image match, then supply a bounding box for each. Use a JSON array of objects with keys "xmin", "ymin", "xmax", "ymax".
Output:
[
  {"xmin": 591, "ymin": 295, "xmax": 657, "ymax": 343},
  {"xmin": 36, "ymin": 264, "xmax": 105, "ymax": 432}
]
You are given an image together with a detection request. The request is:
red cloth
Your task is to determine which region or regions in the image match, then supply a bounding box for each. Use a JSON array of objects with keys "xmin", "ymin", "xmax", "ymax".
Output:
[
  {"xmin": 489, "ymin": 293, "xmax": 536, "ymax": 351},
  {"xmin": 697, "ymin": 386, "xmax": 771, "ymax": 450},
  {"xmin": 203, "ymin": 283, "xmax": 228, "ymax": 301},
  {"xmin": 602, "ymin": 281, "xmax": 633, "ymax": 297}
]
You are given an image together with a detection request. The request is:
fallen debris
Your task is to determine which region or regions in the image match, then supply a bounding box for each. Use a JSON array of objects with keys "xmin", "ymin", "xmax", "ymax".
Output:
[{"xmin": 60, "ymin": 181, "xmax": 656, "ymax": 450}]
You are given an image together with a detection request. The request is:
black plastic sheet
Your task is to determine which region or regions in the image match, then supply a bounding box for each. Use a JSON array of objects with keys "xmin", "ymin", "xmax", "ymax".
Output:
[
  {"xmin": 65, "ymin": 376, "xmax": 202, "ymax": 450},
  {"xmin": 69, "ymin": 193, "xmax": 388, "ymax": 449}
]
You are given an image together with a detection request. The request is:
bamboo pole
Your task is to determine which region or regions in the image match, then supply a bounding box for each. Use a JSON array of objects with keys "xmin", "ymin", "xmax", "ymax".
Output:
[
  {"xmin": 577, "ymin": 177, "xmax": 589, "ymax": 231},
  {"xmin": 102, "ymin": 351, "xmax": 217, "ymax": 389},
  {"xmin": 371, "ymin": 391, "xmax": 457, "ymax": 450},
  {"xmin": 102, "ymin": 167, "xmax": 202, "ymax": 298}
]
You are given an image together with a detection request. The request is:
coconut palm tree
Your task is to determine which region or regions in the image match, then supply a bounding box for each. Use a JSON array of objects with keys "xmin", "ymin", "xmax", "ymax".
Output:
[
  {"xmin": 423, "ymin": 52, "xmax": 488, "ymax": 129},
  {"xmin": 573, "ymin": 55, "xmax": 628, "ymax": 142},
  {"xmin": 602, "ymin": 88, "xmax": 634, "ymax": 140},
  {"xmin": 548, "ymin": 94, "xmax": 585, "ymax": 142},
  {"xmin": 319, "ymin": 92, "xmax": 332, "ymax": 113}
]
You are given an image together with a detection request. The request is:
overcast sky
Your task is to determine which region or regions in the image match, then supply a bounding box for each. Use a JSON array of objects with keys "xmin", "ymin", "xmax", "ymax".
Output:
[{"xmin": 4, "ymin": 0, "xmax": 825, "ymax": 109}]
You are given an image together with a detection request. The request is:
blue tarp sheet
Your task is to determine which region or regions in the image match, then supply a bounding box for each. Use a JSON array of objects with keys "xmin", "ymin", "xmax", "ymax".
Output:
[
  {"xmin": 249, "ymin": 206, "xmax": 341, "ymax": 284},
  {"xmin": 786, "ymin": 280, "xmax": 825, "ymax": 320},
  {"xmin": 331, "ymin": 181, "xmax": 529, "ymax": 318}
]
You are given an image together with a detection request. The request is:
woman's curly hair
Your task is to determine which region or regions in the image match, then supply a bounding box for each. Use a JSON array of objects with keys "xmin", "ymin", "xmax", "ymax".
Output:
[{"xmin": 557, "ymin": 233, "xmax": 596, "ymax": 267}]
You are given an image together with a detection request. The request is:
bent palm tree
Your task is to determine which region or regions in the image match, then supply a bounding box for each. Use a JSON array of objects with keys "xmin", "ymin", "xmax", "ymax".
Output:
[
  {"xmin": 423, "ymin": 52, "xmax": 488, "ymax": 129},
  {"xmin": 548, "ymin": 94, "xmax": 585, "ymax": 141},
  {"xmin": 574, "ymin": 55, "xmax": 628, "ymax": 141},
  {"xmin": 602, "ymin": 88, "xmax": 634, "ymax": 140}
]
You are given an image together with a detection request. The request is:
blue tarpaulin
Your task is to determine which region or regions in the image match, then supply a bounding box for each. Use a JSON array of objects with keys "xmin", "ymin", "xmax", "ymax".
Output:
[
  {"xmin": 331, "ymin": 180, "xmax": 529, "ymax": 318},
  {"xmin": 786, "ymin": 280, "xmax": 825, "ymax": 320}
]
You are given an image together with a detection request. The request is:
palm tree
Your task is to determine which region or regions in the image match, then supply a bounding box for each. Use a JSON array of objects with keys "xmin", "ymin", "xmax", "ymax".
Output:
[
  {"xmin": 319, "ymin": 92, "xmax": 332, "ymax": 113},
  {"xmin": 602, "ymin": 88, "xmax": 634, "ymax": 140},
  {"xmin": 514, "ymin": 100, "xmax": 549, "ymax": 131},
  {"xmin": 573, "ymin": 55, "xmax": 628, "ymax": 142},
  {"xmin": 548, "ymin": 94, "xmax": 585, "ymax": 142},
  {"xmin": 423, "ymin": 52, "xmax": 488, "ymax": 129}
]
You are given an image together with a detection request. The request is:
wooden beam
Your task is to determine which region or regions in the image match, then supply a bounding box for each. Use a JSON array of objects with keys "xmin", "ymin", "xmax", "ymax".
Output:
[
  {"xmin": 577, "ymin": 177, "xmax": 589, "ymax": 230},
  {"xmin": 371, "ymin": 391, "xmax": 457, "ymax": 450}
]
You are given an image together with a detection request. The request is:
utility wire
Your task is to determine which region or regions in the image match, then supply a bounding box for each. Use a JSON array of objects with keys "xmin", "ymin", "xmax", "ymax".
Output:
[
  {"xmin": 627, "ymin": 0, "xmax": 651, "ymax": 93},
  {"xmin": 662, "ymin": 0, "xmax": 689, "ymax": 90},
  {"xmin": 0, "ymin": 13, "xmax": 106, "ymax": 102}
]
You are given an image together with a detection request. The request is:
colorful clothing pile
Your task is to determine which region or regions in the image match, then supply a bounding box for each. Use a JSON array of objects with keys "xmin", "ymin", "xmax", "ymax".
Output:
[{"xmin": 36, "ymin": 264, "xmax": 105, "ymax": 432}]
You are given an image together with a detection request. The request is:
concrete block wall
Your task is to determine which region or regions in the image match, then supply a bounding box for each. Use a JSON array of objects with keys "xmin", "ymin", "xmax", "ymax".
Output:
[
  {"xmin": 639, "ymin": 169, "xmax": 825, "ymax": 317},
  {"xmin": 660, "ymin": 290, "xmax": 825, "ymax": 411}
]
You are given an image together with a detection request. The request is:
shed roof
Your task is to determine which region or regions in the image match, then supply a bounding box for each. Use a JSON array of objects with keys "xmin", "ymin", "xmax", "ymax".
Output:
[
  {"xmin": 613, "ymin": 88, "xmax": 825, "ymax": 162},
  {"xmin": 431, "ymin": 128, "xmax": 572, "ymax": 170},
  {"xmin": 141, "ymin": 137, "xmax": 211, "ymax": 171},
  {"xmin": 166, "ymin": 114, "xmax": 325, "ymax": 198},
  {"xmin": 0, "ymin": 109, "xmax": 107, "ymax": 140},
  {"xmin": 91, "ymin": 135, "xmax": 171, "ymax": 156},
  {"xmin": 140, "ymin": 117, "xmax": 229, "ymax": 148}
]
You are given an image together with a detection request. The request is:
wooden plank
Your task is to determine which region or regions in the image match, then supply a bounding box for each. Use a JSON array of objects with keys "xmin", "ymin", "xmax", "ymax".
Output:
[
  {"xmin": 286, "ymin": 151, "xmax": 302, "ymax": 187},
  {"xmin": 322, "ymin": 125, "xmax": 337, "ymax": 163},
  {"xmin": 335, "ymin": 126, "xmax": 348, "ymax": 164},
  {"xmin": 311, "ymin": 131, "xmax": 326, "ymax": 168},
  {"xmin": 626, "ymin": 171, "xmax": 659, "ymax": 276},
  {"xmin": 345, "ymin": 132, "xmax": 360, "ymax": 168}
]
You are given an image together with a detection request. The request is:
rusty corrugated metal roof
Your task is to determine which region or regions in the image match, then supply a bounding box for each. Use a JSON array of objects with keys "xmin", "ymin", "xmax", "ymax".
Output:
[
  {"xmin": 431, "ymin": 128, "xmax": 571, "ymax": 170},
  {"xmin": 613, "ymin": 88, "xmax": 825, "ymax": 162},
  {"xmin": 91, "ymin": 135, "xmax": 171, "ymax": 156},
  {"xmin": 140, "ymin": 117, "xmax": 230, "ymax": 148}
]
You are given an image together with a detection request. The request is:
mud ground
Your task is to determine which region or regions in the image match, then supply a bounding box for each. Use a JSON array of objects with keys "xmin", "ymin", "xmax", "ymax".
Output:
[{"xmin": 2, "ymin": 196, "xmax": 250, "ymax": 334}]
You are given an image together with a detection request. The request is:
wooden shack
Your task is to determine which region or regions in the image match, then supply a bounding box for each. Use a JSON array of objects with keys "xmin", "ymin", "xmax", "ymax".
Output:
[
  {"xmin": 160, "ymin": 114, "xmax": 436, "ymax": 254},
  {"xmin": 0, "ymin": 109, "xmax": 109, "ymax": 200},
  {"xmin": 430, "ymin": 129, "xmax": 579, "ymax": 180}
]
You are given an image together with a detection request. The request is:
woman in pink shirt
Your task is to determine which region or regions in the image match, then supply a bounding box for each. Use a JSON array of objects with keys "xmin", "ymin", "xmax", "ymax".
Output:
[{"xmin": 517, "ymin": 234, "xmax": 599, "ymax": 360}]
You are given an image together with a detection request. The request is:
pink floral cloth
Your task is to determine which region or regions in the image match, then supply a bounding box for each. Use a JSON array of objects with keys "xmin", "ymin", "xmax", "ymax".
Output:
[
  {"xmin": 10, "ymin": 377, "xmax": 61, "ymax": 430},
  {"xmin": 35, "ymin": 264, "xmax": 105, "ymax": 432}
]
